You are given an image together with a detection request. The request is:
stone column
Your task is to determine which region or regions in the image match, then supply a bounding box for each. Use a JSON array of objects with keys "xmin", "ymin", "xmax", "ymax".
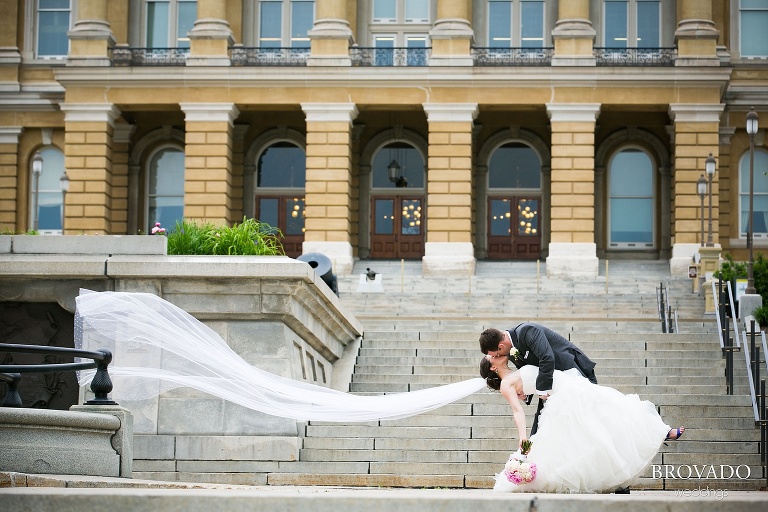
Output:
[
  {"xmin": 429, "ymin": 0, "xmax": 474, "ymax": 66},
  {"xmin": 60, "ymin": 103, "xmax": 120, "ymax": 234},
  {"xmin": 180, "ymin": 103, "xmax": 240, "ymax": 225},
  {"xmin": 422, "ymin": 103, "xmax": 478, "ymax": 275},
  {"xmin": 109, "ymin": 124, "xmax": 134, "ymax": 235},
  {"xmin": 668, "ymin": 103, "xmax": 724, "ymax": 276},
  {"xmin": 551, "ymin": 0, "xmax": 595, "ymax": 66},
  {"xmin": 187, "ymin": 0, "xmax": 234, "ymax": 66},
  {"xmin": 301, "ymin": 103, "xmax": 358, "ymax": 274},
  {"xmin": 545, "ymin": 103, "xmax": 601, "ymax": 277},
  {"xmin": 307, "ymin": 0, "xmax": 353, "ymax": 66},
  {"xmin": 0, "ymin": 128, "xmax": 23, "ymax": 230},
  {"xmin": 0, "ymin": 0, "xmax": 21, "ymax": 89},
  {"xmin": 675, "ymin": 0, "xmax": 719, "ymax": 66},
  {"xmin": 67, "ymin": 0, "xmax": 115, "ymax": 66}
]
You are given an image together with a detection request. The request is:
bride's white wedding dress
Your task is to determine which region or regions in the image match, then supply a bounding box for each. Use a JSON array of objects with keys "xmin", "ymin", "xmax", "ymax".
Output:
[{"xmin": 493, "ymin": 365, "xmax": 671, "ymax": 493}]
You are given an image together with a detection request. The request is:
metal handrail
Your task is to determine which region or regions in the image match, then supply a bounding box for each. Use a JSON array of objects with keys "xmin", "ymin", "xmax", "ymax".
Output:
[{"xmin": 0, "ymin": 343, "xmax": 115, "ymax": 407}]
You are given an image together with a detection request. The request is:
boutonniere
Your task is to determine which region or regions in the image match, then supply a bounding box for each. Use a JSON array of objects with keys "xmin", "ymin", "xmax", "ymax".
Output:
[{"xmin": 510, "ymin": 347, "xmax": 523, "ymax": 366}]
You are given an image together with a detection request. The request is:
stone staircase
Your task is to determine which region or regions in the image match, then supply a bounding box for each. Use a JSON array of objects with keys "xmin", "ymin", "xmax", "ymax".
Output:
[{"xmin": 264, "ymin": 260, "xmax": 765, "ymax": 490}]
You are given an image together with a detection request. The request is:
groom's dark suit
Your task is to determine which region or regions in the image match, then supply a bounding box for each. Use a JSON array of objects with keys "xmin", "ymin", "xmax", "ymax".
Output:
[{"xmin": 508, "ymin": 322, "xmax": 597, "ymax": 434}]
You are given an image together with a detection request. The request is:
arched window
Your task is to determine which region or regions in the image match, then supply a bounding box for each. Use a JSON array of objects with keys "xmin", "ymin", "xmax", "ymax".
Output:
[
  {"xmin": 256, "ymin": 141, "xmax": 306, "ymax": 256},
  {"xmin": 488, "ymin": 142, "xmax": 541, "ymax": 189},
  {"xmin": 30, "ymin": 146, "xmax": 65, "ymax": 233},
  {"xmin": 147, "ymin": 146, "xmax": 185, "ymax": 232},
  {"xmin": 608, "ymin": 148, "xmax": 655, "ymax": 248},
  {"xmin": 740, "ymin": 148, "xmax": 768, "ymax": 237},
  {"xmin": 371, "ymin": 142, "xmax": 424, "ymax": 189}
]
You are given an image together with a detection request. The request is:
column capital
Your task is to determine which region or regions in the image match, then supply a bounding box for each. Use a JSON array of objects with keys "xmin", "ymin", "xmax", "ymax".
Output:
[
  {"xmin": 60, "ymin": 103, "xmax": 121, "ymax": 125},
  {"xmin": 180, "ymin": 103, "xmax": 240, "ymax": 125},
  {"xmin": 0, "ymin": 127, "xmax": 24, "ymax": 144},
  {"xmin": 668, "ymin": 103, "xmax": 724, "ymax": 123},
  {"xmin": 546, "ymin": 104, "xmax": 601, "ymax": 122},
  {"xmin": 301, "ymin": 103, "xmax": 358, "ymax": 125},
  {"xmin": 422, "ymin": 103, "xmax": 478, "ymax": 123}
]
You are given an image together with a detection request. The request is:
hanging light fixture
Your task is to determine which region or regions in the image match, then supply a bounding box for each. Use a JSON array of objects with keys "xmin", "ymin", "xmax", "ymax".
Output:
[{"xmin": 388, "ymin": 158, "xmax": 401, "ymax": 182}]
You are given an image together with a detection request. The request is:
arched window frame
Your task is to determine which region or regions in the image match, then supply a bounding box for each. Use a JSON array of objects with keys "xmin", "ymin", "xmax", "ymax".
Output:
[
  {"xmin": 144, "ymin": 143, "xmax": 185, "ymax": 233},
  {"xmin": 29, "ymin": 145, "xmax": 66, "ymax": 234},
  {"xmin": 486, "ymin": 140, "xmax": 543, "ymax": 194},
  {"xmin": 370, "ymin": 139, "xmax": 426, "ymax": 191},
  {"xmin": 606, "ymin": 145, "xmax": 657, "ymax": 249}
]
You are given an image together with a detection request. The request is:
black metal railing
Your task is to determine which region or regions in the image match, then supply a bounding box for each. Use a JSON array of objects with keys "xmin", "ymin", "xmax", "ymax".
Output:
[
  {"xmin": 0, "ymin": 343, "xmax": 115, "ymax": 407},
  {"xmin": 742, "ymin": 320, "xmax": 768, "ymax": 485},
  {"xmin": 112, "ymin": 46, "xmax": 189, "ymax": 66},
  {"xmin": 594, "ymin": 47, "xmax": 676, "ymax": 67},
  {"xmin": 713, "ymin": 278, "xmax": 741, "ymax": 395},
  {"xmin": 656, "ymin": 282, "xmax": 678, "ymax": 333},
  {"xmin": 230, "ymin": 46, "xmax": 310, "ymax": 66},
  {"xmin": 350, "ymin": 46, "xmax": 430, "ymax": 67},
  {"xmin": 472, "ymin": 47, "xmax": 554, "ymax": 66}
]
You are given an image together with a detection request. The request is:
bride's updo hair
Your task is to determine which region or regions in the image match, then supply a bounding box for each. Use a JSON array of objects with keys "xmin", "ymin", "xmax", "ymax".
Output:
[{"xmin": 479, "ymin": 358, "xmax": 501, "ymax": 391}]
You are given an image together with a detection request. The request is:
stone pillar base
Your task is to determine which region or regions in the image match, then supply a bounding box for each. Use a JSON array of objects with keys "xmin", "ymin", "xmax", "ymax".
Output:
[
  {"xmin": 670, "ymin": 243, "xmax": 700, "ymax": 277},
  {"xmin": 546, "ymin": 242, "xmax": 598, "ymax": 278},
  {"xmin": 421, "ymin": 242, "xmax": 475, "ymax": 276},
  {"xmin": 302, "ymin": 241, "xmax": 354, "ymax": 275},
  {"xmin": 187, "ymin": 19, "xmax": 234, "ymax": 66},
  {"xmin": 307, "ymin": 19, "xmax": 353, "ymax": 66},
  {"xmin": 739, "ymin": 294, "xmax": 763, "ymax": 323}
]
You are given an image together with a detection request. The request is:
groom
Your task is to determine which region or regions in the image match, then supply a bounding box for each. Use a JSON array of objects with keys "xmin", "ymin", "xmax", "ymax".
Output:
[{"xmin": 479, "ymin": 323, "xmax": 597, "ymax": 434}]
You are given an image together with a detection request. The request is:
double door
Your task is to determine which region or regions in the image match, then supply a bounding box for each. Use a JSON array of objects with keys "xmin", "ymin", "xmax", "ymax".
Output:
[
  {"xmin": 370, "ymin": 195, "xmax": 424, "ymax": 259},
  {"xmin": 488, "ymin": 196, "xmax": 541, "ymax": 260},
  {"xmin": 255, "ymin": 196, "xmax": 305, "ymax": 258}
]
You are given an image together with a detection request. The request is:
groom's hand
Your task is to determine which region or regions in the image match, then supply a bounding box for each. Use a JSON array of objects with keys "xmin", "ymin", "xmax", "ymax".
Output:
[{"xmin": 538, "ymin": 393, "xmax": 550, "ymax": 401}]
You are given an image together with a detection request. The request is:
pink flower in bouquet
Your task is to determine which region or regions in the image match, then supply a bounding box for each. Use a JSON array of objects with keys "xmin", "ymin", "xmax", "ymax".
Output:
[{"xmin": 503, "ymin": 439, "xmax": 537, "ymax": 485}]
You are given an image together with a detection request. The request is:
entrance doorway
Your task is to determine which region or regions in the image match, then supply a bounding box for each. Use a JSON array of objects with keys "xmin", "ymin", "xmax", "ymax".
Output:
[
  {"xmin": 487, "ymin": 196, "xmax": 541, "ymax": 259},
  {"xmin": 370, "ymin": 195, "xmax": 424, "ymax": 259}
]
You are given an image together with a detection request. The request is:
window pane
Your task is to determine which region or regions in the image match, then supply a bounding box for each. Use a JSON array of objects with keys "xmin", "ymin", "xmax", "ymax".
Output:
[
  {"xmin": 518, "ymin": 198, "xmax": 539, "ymax": 236},
  {"xmin": 488, "ymin": 143, "xmax": 542, "ymax": 189},
  {"xmin": 260, "ymin": 1, "xmax": 282, "ymax": 47},
  {"xmin": 636, "ymin": 1, "xmax": 660, "ymax": 47},
  {"xmin": 401, "ymin": 199, "xmax": 421, "ymax": 235},
  {"xmin": 177, "ymin": 1, "xmax": 197, "ymax": 48},
  {"xmin": 38, "ymin": 11, "xmax": 70, "ymax": 56},
  {"xmin": 34, "ymin": 147, "xmax": 65, "ymax": 230},
  {"xmin": 147, "ymin": 1, "xmax": 170, "ymax": 47},
  {"xmin": 285, "ymin": 197, "xmax": 305, "ymax": 235},
  {"xmin": 148, "ymin": 148, "xmax": 185, "ymax": 232},
  {"xmin": 291, "ymin": 1, "xmax": 314, "ymax": 48},
  {"xmin": 604, "ymin": 0, "xmax": 628, "ymax": 48},
  {"xmin": 372, "ymin": 143, "xmax": 425, "ymax": 188},
  {"xmin": 258, "ymin": 143, "xmax": 306, "ymax": 187},
  {"xmin": 373, "ymin": 0, "xmax": 396, "ymax": 22},
  {"xmin": 489, "ymin": 1, "xmax": 512, "ymax": 48},
  {"xmin": 375, "ymin": 199, "xmax": 394, "ymax": 234},
  {"xmin": 40, "ymin": 0, "xmax": 70, "ymax": 8},
  {"xmin": 741, "ymin": 11, "xmax": 768, "ymax": 56},
  {"xmin": 258, "ymin": 198, "xmax": 279, "ymax": 228},
  {"xmin": 609, "ymin": 150, "xmax": 653, "ymax": 196},
  {"xmin": 521, "ymin": 1, "xmax": 544, "ymax": 48},
  {"xmin": 740, "ymin": 150, "xmax": 768, "ymax": 235},
  {"xmin": 148, "ymin": 198, "xmax": 184, "ymax": 232},
  {"xmin": 405, "ymin": 0, "xmax": 429, "ymax": 23},
  {"xmin": 490, "ymin": 198, "xmax": 511, "ymax": 236},
  {"xmin": 610, "ymin": 198, "xmax": 653, "ymax": 243}
]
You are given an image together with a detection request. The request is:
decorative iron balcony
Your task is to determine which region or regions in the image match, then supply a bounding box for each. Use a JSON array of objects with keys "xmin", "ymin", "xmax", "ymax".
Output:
[
  {"xmin": 472, "ymin": 47, "xmax": 554, "ymax": 66},
  {"xmin": 230, "ymin": 46, "xmax": 310, "ymax": 66},
  {"xmin": 594, "ymin": 47, "xmax": 676, "ymax": 66},
  {"xmin": 350, "ymin": 47, "xmax": 430, "ymax": 67},
  {"xmin": 112, "ymin": 46, "xmax": 189, "ymax": 66}
]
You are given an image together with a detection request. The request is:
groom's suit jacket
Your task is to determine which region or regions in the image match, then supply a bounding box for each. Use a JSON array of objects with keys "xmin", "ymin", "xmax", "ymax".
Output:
[{"xmin": 507, "ymin": 322, "xmax": 597, "ymax": 393}]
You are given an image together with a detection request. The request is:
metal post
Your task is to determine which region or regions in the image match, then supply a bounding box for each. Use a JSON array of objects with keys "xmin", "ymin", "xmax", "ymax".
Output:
[
  {"xmin": 747, "ymin": 108, "xmax": 759, "ymax": 294},
  {"xmin": 707, "ymin": 171, "xmax": 714, "ymax": 246}
]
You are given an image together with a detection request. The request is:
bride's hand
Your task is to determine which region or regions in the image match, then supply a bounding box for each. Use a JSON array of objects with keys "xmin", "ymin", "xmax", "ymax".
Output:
[{"xmin": 518, "ymin": 437, "xmax": 528, "ymax": 450}]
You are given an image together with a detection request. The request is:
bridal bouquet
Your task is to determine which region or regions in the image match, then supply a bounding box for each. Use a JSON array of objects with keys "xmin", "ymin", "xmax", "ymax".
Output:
[{"xmin": 503, "ymin": 440, "xmax": 537, "ymax": 485}]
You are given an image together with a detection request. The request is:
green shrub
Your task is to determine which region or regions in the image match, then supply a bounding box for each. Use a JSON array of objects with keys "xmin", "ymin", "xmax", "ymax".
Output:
[
  {"xmin": 166, "ymin": 218, "xmax": 285, "ymax": 256},
  {"xmin": 753, "ymin": 305, "xmax": 768, "ymax": 328},
  {"xmin": 715, "ymin": 253, "xmax": 747, "ymax": 282}
]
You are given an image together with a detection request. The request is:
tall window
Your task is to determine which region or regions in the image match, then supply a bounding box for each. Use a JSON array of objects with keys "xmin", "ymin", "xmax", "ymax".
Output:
[
  {"xmin": 145, "ymin": 0, "xmax": 197, "ymax": 48},
  {"xmin": 147, "ymin": 147, "xmax": 185, "ymax": 232},
  {"xmin": 740, "ymin": 0, "xmax": 768, "ymax": 57},
  {"xmin": 258, "ymin": 0, "xmax": 315, "ymax": 48},
  {"xmin": 488, "ymin": 143, "xmax": 542, "ymax": 189},
  {"xmin": 740, "ymin": 149, "xmax": 768, "ymax": 237},
  {"xmin": 371, "ymin": 142, "xmax": 425, "ymax": 189},
  {"xmin": 370, "ymin": 0, "xmax": 430, "ymax": 48},
  {"xmin": 603, "ymin": 0, "xmax": 660, "ymax": 47},
  {"xmin": 487, "ymin": 0, "xmax": 545, "ymax": 48},
  {"xmin": 372, "ymin": 0, "xmax": 428, "ymax": 23},
  {"xmin": 37, "ymin": 0, "xmax": 71, "ymax": 57},
  {"xmin": 608, "ymin": 149, "xmax": 655, "ymax": 247},
  {"xmin": 30, "ymin": 147, "xmax": 66, "ymax": 233}
]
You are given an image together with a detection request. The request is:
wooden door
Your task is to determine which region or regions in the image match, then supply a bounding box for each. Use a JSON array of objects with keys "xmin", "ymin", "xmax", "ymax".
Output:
[
  {"xmin": 370, "ymin": 196, "xmax": 424, "ymax": 259},
  {"xmin": 487, "ymin": 196, "xmax": 541, "ymax": 259}
]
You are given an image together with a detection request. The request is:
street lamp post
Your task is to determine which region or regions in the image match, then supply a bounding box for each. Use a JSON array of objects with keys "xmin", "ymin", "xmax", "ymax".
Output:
[
  {"xmin": 705, "ymin": 153, "xmax": 716, "ymax": 247},
  {"xmin": 60, "ymin": 170, "xmax": 70, "ymax": 233},
  {"xmin": 31, "ymin": 152, "xmax": 43, "ymax": 231},
  {"xmin": 697, "ymin": 175, "xmax": 707, "ymax": 247},
  {"xmin": 746, "ymin": 107, "xmax": 759, "ymax": 294}
]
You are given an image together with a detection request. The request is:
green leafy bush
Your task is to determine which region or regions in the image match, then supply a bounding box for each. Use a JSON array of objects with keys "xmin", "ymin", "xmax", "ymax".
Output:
[
  {"xmin": 715, "ymin": 253, "xmax": 747, "ymax": 282},
  {"xmin": 166, "ymin": 218, "xmax": 285, "ymax": 256},
  {"xmin": 753, "ymin": 305, "xmax": 768, "ymax": 328}
]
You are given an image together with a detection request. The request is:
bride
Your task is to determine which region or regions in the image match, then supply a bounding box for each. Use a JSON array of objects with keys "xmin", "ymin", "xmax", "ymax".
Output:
[{"xmin": 480, "ymin": 354, "xmax": 684, "ymax": 493}]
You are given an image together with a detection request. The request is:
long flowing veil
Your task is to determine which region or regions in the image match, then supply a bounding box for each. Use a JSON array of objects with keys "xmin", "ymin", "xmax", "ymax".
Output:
[{"xmin": 74, "ymin": 290, "xmax": 485, "ymax": 422}]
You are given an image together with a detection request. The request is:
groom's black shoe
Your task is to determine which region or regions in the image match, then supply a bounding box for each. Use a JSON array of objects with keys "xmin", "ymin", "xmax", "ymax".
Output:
[{"xmin": 615, "ymin": 487, "xmax": 631, "ymax": 494}]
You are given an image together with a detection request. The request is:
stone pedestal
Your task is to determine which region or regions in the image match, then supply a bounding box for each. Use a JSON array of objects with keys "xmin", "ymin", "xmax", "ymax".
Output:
[
  {"xmin": 422, "ymin": 242, "xmax": 475, "ymax": 276},
  {"xmin": 546, "ymin": 242, "xmax": 598, "ymax": 278}
]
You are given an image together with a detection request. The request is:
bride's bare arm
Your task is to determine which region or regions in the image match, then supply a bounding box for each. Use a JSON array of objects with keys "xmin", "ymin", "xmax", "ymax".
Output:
[{"xmin": 499, "ymin": 378, "xmax": 528, "ymax": 447}]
